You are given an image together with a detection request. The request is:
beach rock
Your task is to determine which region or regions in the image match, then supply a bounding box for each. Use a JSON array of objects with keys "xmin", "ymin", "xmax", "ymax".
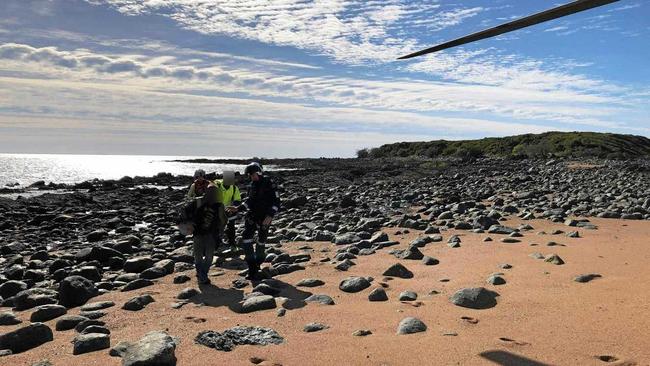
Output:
[
  {"xmin": 13, "ymin": 288, "xmax": 58, "ymax": 311},
  {"xmin": 397, "ymin": 245, "xmax": 424, "ymax": 260},
  {"xmin": 173, "ymin": 274, "xmax": 191, "ymax": 284},
  {"xmin": 81, "ymin": 325, "xmax": 110, "ymax": 335},
  {"xmin": 80, "ymin": 301, "xmax": 115, "ymax": 312},
  {"xmin": 86, "ymin": 230, "xmax": 108, "ymax": 242},
  {"xmin": 79, "ymin": 311, "xmax": 106, "ymax": 320},
  {"xmin": 352, "ymin": 329, "xmax": 372, "ymax": 337},
  {"xmin": 487, "ymin": 275, "xmax": 506, "ymax": 286},
  {"xmin": 296, "ymin": 278, "xmax": 325, "ymax": 287},
  {"xmin": 195, "ymin": 326, "xmax": 283, "ymax": 352},
  {"xmin": 30, "ymin": 304, "xmax": 67, "ymax": 322},
  {"xmin": 574, "ymin": 274, "xmax": 602, "ymax": 283},
  {"xmin": 450, "ymin": 287, "xmax": 499, "ymax": 309},
  {"xmin": 334, "ymin": 233, "xmax": 361, "ymax": 245},
  {"xmin": 304, "ymin": 323, "xmax": 328, "ymax": 332},
  {"xmin": 339, "ymin": 277, "xmax": 371, "ymax": 293},
  {"xmin": 110, "ymin": 331, "xmax": 177, "ymax": 366},
  {"xmin": 55, "ymin": 315, "xmax": 89, "ymax": 331},
  {"xmin": 0, "ymin": 323, "xmax": 53, "ymax": 353},
  {"xmin": 382, "ymin": 263, "xmax": 413, "ymax": 279},
  {"xmin": 124, "ymin": 256, "xmax": 154, "ymax": 273},
  {"xmin": 545, "ymin": 254, "xmax": 565, "ymax": 265},
  {"xmin": 397, "ymin": 317, "xmax": 427, "ymax": 335},
  {"xmin": 58, "ymin": 276, "xmax": 98, "ymax": 308},
  {"xmin": 122, "ymin": 295, "xmax": 155, "ymax": 311},
  {"xmin": 140, "ymin": 267, "xmax": 167, "ymax": 280},
  {"xmin": 240, "ymin": 295, "xmax": 276, "ymax": 313},
  {"xmin": 0, "ymin": 312, "xmax": 21, "ymax": 326},
  {"xmin": 422, "ymin": 256, "xmax": 439, "ymax": 265},
  {"xmin": 398, "ymin": 291, "xmax": 418, "ymax": 301},
  {"xmin": 75, "ymin": 319, "xmax": 106, "ymax": 333},
  {"xmin": 176, "ymin": 288, "xmax": 200, "ymax": 300},
  {"xmin": 121, "ymin": 279, "xmax": 154, "ymax": 292},
  {"xmin": 305, "ymin": 294, "xmax": 335, "ymax": 305},
  {"xmin": 368, "ymin": 287, "xmax": 388, "ymax": 302},
  {"xmin": 73, "ymin": 333, "xmax": 110, "ymax": 355},
  {"xmin": 0, "ymin": 280, "xmax": 28, "ymax": 299}
]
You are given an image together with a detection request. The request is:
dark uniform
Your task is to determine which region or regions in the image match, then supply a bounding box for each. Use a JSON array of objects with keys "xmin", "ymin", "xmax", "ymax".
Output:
[{"xmin": 239, "ymin": 174, "xmax": 280, "ymax": 277}]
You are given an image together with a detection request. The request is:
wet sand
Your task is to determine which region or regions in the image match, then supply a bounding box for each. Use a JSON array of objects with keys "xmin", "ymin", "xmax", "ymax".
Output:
[{"xmin": 2, "ymin": 217, "xmax": 650, "ymax": 366}]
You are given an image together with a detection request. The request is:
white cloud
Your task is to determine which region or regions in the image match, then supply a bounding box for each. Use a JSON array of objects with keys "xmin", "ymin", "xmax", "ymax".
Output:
[{"xmin": 0, "ymin": 42, "xmax": 637, "ymax": 131}]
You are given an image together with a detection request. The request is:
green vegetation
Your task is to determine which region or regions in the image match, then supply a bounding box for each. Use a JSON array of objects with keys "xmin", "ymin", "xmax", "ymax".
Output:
[{"xmin": 359, "ymin": 132, "xmax": 650, "ymax": 160}]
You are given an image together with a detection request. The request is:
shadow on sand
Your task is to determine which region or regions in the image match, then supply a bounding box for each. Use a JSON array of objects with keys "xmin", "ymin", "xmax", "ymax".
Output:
[
  {"xmin": 479, "ymin": 350, "xmax": 550, "ymax": 366},
  {"xmin": 189, "ymin": 277, "xmax": 313, "ymax": 313}
]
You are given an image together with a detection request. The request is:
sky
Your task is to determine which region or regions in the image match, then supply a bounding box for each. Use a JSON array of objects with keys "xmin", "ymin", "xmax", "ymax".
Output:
[{"xmin": 0, "ymin": 0, "xmax": 648, "ymax": 157}]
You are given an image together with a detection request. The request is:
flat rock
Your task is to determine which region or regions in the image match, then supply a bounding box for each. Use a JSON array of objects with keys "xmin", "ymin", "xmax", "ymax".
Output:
[
  {"xmin": 110, "ymin": 331, "xmax": 177, "ymax": 366},
  {"xmin": 240, "ymin": 295, "xmax": 276, "ymax": 313},
  {"xmin": 195, "ymin": 326, "xmax": 283, "ymax": 352},
  {"xmin": 173, "ymin": 274, "xmax": 191, "ymax": 284},
  {"xmin": 80, "ymin": 301, "xmax": 115, "ymax": 312},
  {"xmin": 177, "ymin": 288, "xmax": 200, "ymax": 300},
  {"xmin": 304, "ymin": 294, "xmax": 335, "ymax": 305},
  {"xmin": 121, "ymin": 279, "xmax": 154, "ymax": 292},
  {"xmin": 0, "ymin": 311, "xmax": 22, "ymax": 326},
  {"xmin": 352, "ymin": 329, "xmax": 372, "ymax": 336},
  {"xmin": 339, "ymin": 277, "xmax": 371, "ymax": 293},
  {"xmin": 73, "ymin": 333, "xmax": 110, "ymax": 355},
  {"xmin": 122, "ymin": 295, "xmax": 155, "ymax": 311},
  {"xmin": 30, "ymin": 305, "xmax": 67, "ymax": 322},
  {"xmin": 303, "ymin": 323, "xmax": 328, "ymax": 332},
  {"xmin": 545, "ymin": 254, "xmax": 565, "ymax": 265},
  {"xmin": 296, "ymin": 278, "xmax": 325, "ymax": 287},
  {"xmin": 0, "ymin": 323, "xmax": 53, "ymax": 353},
  {"xmin": 55, "ymin": 315, "xmax": 89, "ymax": 331},
  {"xmin": 574, "ymin": 274, "xmax": 602, "ymax": 283},
  {"xmin": 449, "ymin": 287, "xmax": 499, "ymax": 309},
  {"xmin": 397, "ymin": 317, "xmax": 427, "ymax": 335}
]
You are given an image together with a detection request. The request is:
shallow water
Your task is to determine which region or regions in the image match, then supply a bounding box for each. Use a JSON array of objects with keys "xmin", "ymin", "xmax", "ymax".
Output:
[{"xmin": 0, "ymin": 153, "xmax": 253, "ymax": 187}]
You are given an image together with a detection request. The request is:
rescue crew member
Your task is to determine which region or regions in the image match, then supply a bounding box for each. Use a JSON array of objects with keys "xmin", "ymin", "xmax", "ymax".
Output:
[
  {"xmin": 216, "ymin": 170, "xmax": 242, "ymax": 250},
  {"xmin": 227, "ymin": 163, "xmax": 280, "ymax": 280}
]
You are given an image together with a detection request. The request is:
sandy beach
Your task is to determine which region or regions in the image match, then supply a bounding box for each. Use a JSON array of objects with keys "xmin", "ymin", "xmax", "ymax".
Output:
[{"xmin": 2, "ymin": 216, "xmax": 649, "ymax": 366}]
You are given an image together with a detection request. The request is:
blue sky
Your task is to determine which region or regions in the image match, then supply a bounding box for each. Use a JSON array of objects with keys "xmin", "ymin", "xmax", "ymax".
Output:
[{"xmin": 0, "ymin": 0, "xmax": 648, "ymax": 157}]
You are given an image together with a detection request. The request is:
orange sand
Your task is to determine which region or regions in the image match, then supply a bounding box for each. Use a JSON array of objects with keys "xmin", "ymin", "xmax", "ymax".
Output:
[{"xmin": 2, "ymin": 218, "xmax": 650, "ymax": 366}]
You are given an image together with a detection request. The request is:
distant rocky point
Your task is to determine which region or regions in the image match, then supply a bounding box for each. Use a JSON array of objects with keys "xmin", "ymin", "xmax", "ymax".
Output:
[{"xmin": 357, "ymin": 131, "xmax": 650, "ymax": 160}]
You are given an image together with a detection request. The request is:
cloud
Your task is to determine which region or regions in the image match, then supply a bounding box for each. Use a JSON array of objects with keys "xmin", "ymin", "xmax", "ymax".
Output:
[
  {"xmin": 0, "ymin": 42, "xmax": 637, "ymax": 131},
  {"xmin": 84, "ymin": 0, "xmax": 485, "ymax": 65}
]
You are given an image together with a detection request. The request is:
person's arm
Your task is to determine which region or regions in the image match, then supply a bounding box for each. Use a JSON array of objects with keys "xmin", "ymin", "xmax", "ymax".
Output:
[
  {"xmin": 187, "ymin": 183, "xmax": 196, "ymax": 199},
  {"xmin": 266, "ymin": 180, "xmax": 281, "ymax": 218},
  {"xmin": 232, "ymin": 186, "xmax": 242, "ymax": 206}
]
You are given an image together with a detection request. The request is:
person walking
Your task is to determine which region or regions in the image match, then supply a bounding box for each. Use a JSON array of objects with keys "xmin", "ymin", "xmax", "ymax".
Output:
[
  {"xmin": 215, "ymin": 170, "xmax": 242, "ymax": 252},
  {"xmin": 187, "ymin": 169, "xmax": 225, "ymax": 284},
  {"xmin": 227, "ymin": 163, "xmax": 280, "ymax": 280}
]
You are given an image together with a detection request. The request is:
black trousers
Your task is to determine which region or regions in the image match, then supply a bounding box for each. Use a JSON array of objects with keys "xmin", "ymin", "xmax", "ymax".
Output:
[
  {"xmin": 241, "ymin": 216, "xmax": 269, "ymax": 273},
  {"xmin": 225, "ymin": 218, "xmax": 236, "ymax": 247}
]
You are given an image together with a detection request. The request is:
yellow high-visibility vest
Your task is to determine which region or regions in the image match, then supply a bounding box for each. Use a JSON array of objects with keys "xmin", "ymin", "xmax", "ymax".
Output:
[{"xmin": 214, "ymin": 179, "xmax": 241, "ymax": 206}]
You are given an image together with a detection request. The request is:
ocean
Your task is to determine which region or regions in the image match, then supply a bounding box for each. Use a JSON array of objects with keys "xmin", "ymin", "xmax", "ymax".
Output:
[{"xmin": 0, "ymin": 153, "xmax": 255, "ymax": 188}]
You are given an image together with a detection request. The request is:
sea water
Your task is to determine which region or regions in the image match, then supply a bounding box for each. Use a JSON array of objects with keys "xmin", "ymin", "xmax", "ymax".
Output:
[{"xmin": 0, "ymin": 153, "xmax": 255, "ymax": 187}]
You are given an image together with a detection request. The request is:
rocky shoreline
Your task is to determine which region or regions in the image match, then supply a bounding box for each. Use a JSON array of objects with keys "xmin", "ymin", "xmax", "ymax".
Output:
[{"xmin": 0, "ymin": 157, "xmax": 649, "ymax": 364}]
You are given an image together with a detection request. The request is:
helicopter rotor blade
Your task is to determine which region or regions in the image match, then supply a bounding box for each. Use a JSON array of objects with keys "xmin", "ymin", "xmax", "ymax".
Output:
[{"xmin": 398, "ymin": 0, "xmax": 620, "ymax": 60}]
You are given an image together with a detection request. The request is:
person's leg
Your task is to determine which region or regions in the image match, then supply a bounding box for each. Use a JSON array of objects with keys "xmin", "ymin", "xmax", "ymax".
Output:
[
  {"xmin": 255, "ymin": 221, "xmax": 269, "ymax": 266},
  {"xmin": 192, "ymin": 234, "xmax": 207, "ymax": 281},
  {"xmin": 241, "ymin": 218, "xmax": 258, "ymax": 277},
  {"xmin": 202, "ymin": 233, "xmax": 216, "ymax": 283},
  {"xmin": 226, "ymin": 219, "xmax": 236, "ymax": 248}
]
